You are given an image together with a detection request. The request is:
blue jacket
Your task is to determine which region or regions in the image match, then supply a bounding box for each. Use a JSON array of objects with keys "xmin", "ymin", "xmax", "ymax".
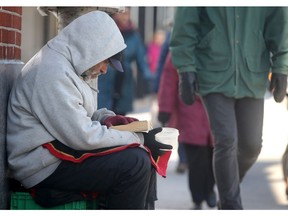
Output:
[{"xmin": 98, "ymin": 29, "xmax": 150, "ymax": 114}]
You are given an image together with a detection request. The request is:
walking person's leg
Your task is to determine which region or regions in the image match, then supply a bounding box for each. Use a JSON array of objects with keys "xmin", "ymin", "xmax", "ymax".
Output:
[
  {"xmin": 203, "ymin": 145, "xmax": 216, "ymax": 208},
  {"xmin": 34, "ymin": 147, "xmax": 154, "ymax": 209},
  {"xmin": 202, "ymin": 93, "xmax": 242, "ymax": 209},
  {"xmin": 184, "ymin": 144, "xmax": 205, "ymax": 209},
  {"xmin": 176, "ymin": 143, "xmax": 187, "ymax": 173},
  {"xmin": 184, "ymin": 144, "xmax": 215, "ymax": 209},
  {"xmin": 235, "ymin": 98, "xmax": 264, "ymax": 181}
]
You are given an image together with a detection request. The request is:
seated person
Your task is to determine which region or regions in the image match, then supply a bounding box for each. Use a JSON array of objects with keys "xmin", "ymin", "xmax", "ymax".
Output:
[{"xmin": 6, "ymin": 11, "xmax": 171, "ymax": 210}]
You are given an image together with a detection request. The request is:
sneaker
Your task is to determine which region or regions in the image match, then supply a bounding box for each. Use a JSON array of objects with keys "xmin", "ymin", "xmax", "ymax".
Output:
[
  {"xmin": 206, "ymin": 191, "xmax": 217, "ymax": 208},
  {"xmin": 175, "ymin": 163, "xmax": 187, "ymax": 174}
]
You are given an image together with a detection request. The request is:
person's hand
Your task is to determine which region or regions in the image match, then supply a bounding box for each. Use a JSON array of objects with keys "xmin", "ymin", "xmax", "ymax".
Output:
[
  {"xmin": 157, "ymin": 112, "xmax": 171, "ymax": 126},
  {"xmin": 178, "ymin": 72, "xmax": 198, "ymax": 105},
  {"xmin": 104, "ymin": 115, "xmax": 139, "ymax": 127},
  {"xmin": 269, "ymin": 73, "xmax": 287, "ymax": 103},
  {"xmin": 143, "ymin": 127, "xmax": 173, "ymax": 161}
]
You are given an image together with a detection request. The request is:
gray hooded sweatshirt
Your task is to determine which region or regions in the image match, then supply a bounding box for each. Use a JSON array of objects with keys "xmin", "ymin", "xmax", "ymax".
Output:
[{"xmin": 7, "ymin": 11, "xmax": 144, "ymax": 188}]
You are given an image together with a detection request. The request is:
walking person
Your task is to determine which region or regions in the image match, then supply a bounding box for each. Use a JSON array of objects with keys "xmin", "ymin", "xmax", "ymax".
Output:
[
  {"xmin": 98, "ymin": 7, "xmax": 151, "ymax": 115},
  {"xmin": 170, "ymin": 7, "xmax": 288, "ymax": 209},
  {"xmin": 157, "ymin": 52, "xmax": 216, "ymax": 209}
]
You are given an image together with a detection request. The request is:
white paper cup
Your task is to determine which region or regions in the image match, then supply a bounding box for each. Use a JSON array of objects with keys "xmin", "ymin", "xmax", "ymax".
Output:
[{"xmin": 155, "ymin": 127, "xmax": 179, "ymax": 150}]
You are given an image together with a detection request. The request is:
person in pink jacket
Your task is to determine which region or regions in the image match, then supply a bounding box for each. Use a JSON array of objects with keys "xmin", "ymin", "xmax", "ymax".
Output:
[
  {"xmin": 147, "ymin": 30, "xmax": 166, "ymax": 74},
  {"xmin": 157, "ymin": 52, "xmax": 216, "ymax": 210}
]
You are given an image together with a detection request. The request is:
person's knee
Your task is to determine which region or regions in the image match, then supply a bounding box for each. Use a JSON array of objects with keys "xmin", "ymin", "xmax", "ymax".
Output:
[
  {"xmin": 120, "ymin": 148, "xmax": 151, "ymax": 176},
  {"xmin": 238, "ymin": 133, "xmax": 262, "ymax": 154},
  {"xmin": 214, "ymin": 133, "xmax": 237, "ymax": 153},
  {"xmin": 239, "ymin": 143, "xmax": 262, "ymax": 158}
]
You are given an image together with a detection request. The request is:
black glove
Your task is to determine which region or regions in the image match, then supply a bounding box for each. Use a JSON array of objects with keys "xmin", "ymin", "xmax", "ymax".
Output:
[
  {"xmin": 269, "ymin": 73, "xmax": 287, "ymax": 103},
  {"xmin": 157, "ymin": 112, "xmax": 171, "ymax": 126},
  {"xmin": 178, "ymin": 72, "xmax": 198, "ymax": 105},
  {"xmin": 143, "ymin": 127, "xmax": 173, "ymax": 161}
]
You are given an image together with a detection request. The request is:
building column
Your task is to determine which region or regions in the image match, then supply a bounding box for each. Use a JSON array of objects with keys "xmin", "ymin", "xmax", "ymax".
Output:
[{"xmin": 0, "ymin": 6, "xmax": 24, "ymax": 209}]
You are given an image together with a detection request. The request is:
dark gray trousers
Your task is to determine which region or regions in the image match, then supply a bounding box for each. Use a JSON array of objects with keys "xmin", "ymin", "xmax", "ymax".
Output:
[
  {"xmin": 202, "ymin": 93, "xmax": 263, "ymax": 209},
  {"xmin": 35, "ymin": 147, "xmax": 157, "ymax": 209}
]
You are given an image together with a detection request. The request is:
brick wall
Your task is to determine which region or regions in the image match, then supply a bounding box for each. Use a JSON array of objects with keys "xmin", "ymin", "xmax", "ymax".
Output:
[{"xmin": 0, "ymin": 7, "xmax": 22, "ymax": 60}]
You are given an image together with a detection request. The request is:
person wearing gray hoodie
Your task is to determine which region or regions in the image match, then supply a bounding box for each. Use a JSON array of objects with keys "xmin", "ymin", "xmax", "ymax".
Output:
[{"xmin": 6, "ymin": 11, "xmax": 172, "ymax": 209}]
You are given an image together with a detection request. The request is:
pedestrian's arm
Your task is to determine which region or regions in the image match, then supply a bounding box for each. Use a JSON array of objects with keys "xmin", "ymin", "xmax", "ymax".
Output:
[
  {"xmin": 265, "ymin": 7, "xmax": 288, "ymax": 75},
  {"xmin": 170, "ymin": 7, "xmax": 201, "ymax": 73},
  {"xmin": 265, "ymin": 7, "xmax": 288, "ymax": 102},
  {"xmin": 170, "ymin": 8, "xmax": 202, "ymax": 105}
]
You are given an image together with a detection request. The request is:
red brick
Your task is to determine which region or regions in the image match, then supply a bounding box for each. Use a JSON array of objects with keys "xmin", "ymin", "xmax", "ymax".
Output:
[
  {"xmin": 0, "ymin": 13, "xmax": 7, "ymax": 26},
  {"xmin": 15, "ymin": 32, "xmax": 21, "ymax": 46},
  {"xmin": 11, "ymin": 30, "xmax": 16, "ymax": 44},
  {"xmin": 1, "ymin": 13, "xmax": 12, "ymax": 28},
  {"xmin": 12, "ymin": 15, "xmax": 21, "ymax": 30},
  {"xmin": 0, "ymin": 46, "xmax": 6, "ymax": 59},
  {"xmin": 16, "ymin": 7, "xmax": 22, "ymax": 15},
  {"xmin": 0, "ymin": 13, "xmax": 21, "ymax": 29},
  {"xmin": 7, "ymin": 46, "xmax": 14, "ymax": 59},
  {"xmin": 1, "ymin": 29, "xmax": 7, "ymax": 43},
  {"xmin": 14, "ymin": 47, "xmax": 21, "ymax": 59},
  {"xmin": 3, "ymin": 7, "xmax": 22, "ymax": 15},
  {"xmin": 0, "ymin": 46, "xmax": 3, "ymax": 59},
  {"xmin": 1, "ymin": 29, "xmax": 13, "ymax": 44},
  {"xmin": 7, "ymin": 30, "xmax": 15, "ymax": 44}
]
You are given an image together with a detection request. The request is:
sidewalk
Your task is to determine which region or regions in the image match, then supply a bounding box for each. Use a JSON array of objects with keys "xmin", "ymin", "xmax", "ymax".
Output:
[{"xmin": 128, "ymin": 92, "xmax": 288, "ymax": 210}]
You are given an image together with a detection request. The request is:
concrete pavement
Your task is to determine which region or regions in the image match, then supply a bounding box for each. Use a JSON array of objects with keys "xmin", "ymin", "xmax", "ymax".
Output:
[{"xmin": 127, "ymin": 92, "xmax": 288, "ymax": 210}]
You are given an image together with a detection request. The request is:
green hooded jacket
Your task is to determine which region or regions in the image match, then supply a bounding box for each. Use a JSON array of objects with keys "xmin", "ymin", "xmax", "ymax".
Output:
[{"xmin": 170, "ymin": 7, "xmax": 288, "ymax": 98}]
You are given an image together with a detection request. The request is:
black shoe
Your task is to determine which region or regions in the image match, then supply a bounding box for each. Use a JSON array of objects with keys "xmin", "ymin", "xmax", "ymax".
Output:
[
  {"xmin": 206, "ymin": 191, "xmax": 217, "ymax": 208},
  {"xmin": 217, "ymin": 201, "xmax": 221, "ymax": 210},
  {"xmin": 145, "ymin": 201, "xmax": 155, "ymax": 210},
  {"xmin": 192, "ymin": 203, "xmax": 202, "ymax": 210},
  {"xmin": 175, "ymin": 163, "xmax": 187, "ymax": 174}
]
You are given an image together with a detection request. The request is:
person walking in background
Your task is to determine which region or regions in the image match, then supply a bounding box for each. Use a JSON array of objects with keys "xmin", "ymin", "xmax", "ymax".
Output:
[
  {"xmin": 153, "ymin": 26, "xmax": 172, "ymax": 93},
  {"xmin": 147, "ymin": 29, "xmax": 166, "ymax": 75},
  {"xmin": 152, "ymin": 21, "xmax": 185, "ymax": 171},
  {"xmin": 157, "ymin": 52, "xmax": 216, "ymax": 210},
  {"xmin": 98, "ymin": 7, "xmax": 152, "ymax": 116},
  {"xmin": 154, "ymin": 28, "xmax": 187, "ymax": 173},
  {"xmin": 170, "ymin": 7, "xmax": 288, "ymax": 209},
  {"xmin": 147, "ymin": 29, "xmax": 166, "ymax": 93}
]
